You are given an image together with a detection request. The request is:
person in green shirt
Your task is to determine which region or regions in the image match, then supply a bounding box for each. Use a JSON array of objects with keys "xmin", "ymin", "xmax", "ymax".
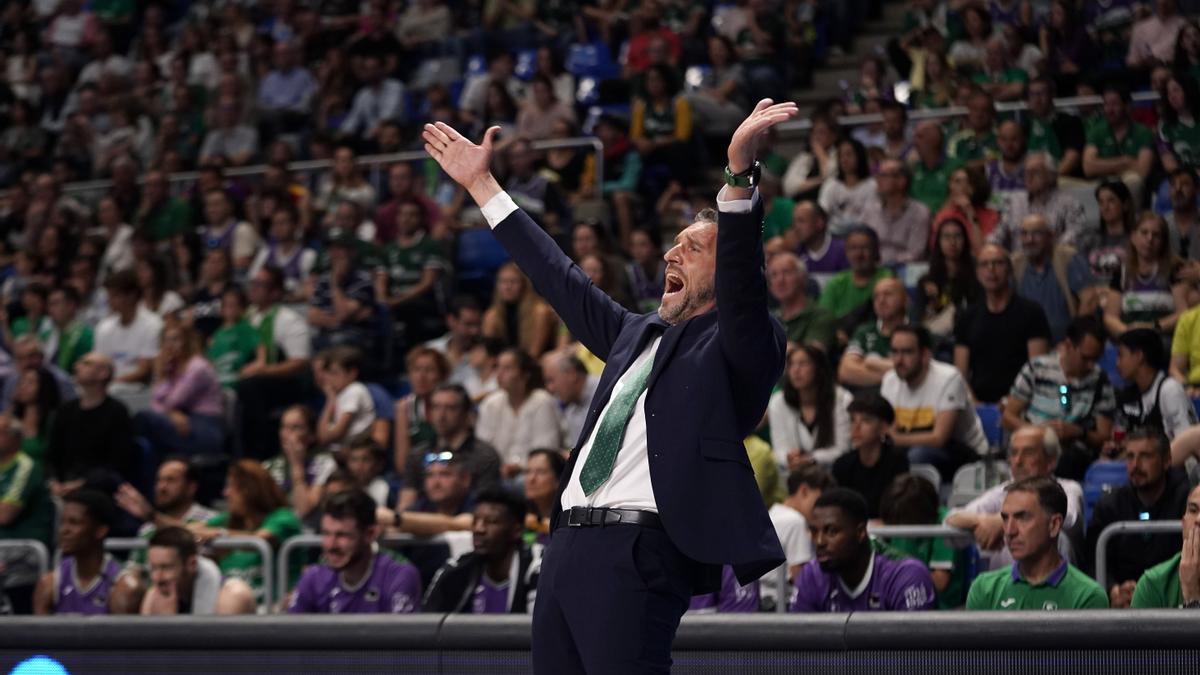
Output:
[
  {"xmin": 1157, "ymin": 72, "xmax": 1200, "ymax": 173},
  {"xmin": 0, "ymin": 415, "xmax": 53, "ymax": 548},
  {"xmin": 206, "ymin": 287, "xmax": 259, "ymax": 388},
  {"xmin": 838, "ymin": 278, "xmax": 907, "ymax": 389},
  {"xmin": 5, "ymin": 283, "xmax": 54, "ymax": 353},
  {"xmin": 910, "ymin": 121, "xmax": 962, "ymax": 213},
  {"xmin": 880, "ymin": 474, "xmax": 968, "ymax": 609},
  {"xmin": 972, "ymin": 37, "xmax": 1029, "ymax": 102},
  {"xmin": 819, "ymin": 226, "xmax": 893, "ymax": 320},
  {"xmin": 374, "ymin": 198, "xmax": 447, "ymax": 341},
  {"xmin": 966, "ymin": 476, "xmax": 1108, "ymax": 610},
  {"xmin": 947, "ymin": 89, "xmax": 999, "ymax": 162},
  {"xmin": 767, "ymin": 252, "xmax": 835, "ymax": 350},
  {"xmin": 133, "ymin": 170, "xmax": 192, "ymax": 241},
  {"xmin": 1131, "ymin": 483, "xmax": 1200, "ymax": 609},
  {"xmin": 189, "ymin": 459, "xmax": 303, "ymax": 607},
  {"xmin": 48, "ymin": 286, "xmax": 93, "ymax": 374},
  {"xmin": 1082, "ymin": 85, "xmax": 1155, "ymax": 196}
]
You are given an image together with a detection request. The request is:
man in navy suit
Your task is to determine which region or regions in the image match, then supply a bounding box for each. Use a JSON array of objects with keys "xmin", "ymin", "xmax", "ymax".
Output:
[{"xmin": 422, "ymin": 99, "xmax": 795, "ymax": 674}]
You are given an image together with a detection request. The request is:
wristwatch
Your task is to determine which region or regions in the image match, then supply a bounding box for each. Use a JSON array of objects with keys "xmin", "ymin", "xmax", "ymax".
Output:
[{"xmin": 723, "ymin": 161, "xmax": 761, "ymax": 188}]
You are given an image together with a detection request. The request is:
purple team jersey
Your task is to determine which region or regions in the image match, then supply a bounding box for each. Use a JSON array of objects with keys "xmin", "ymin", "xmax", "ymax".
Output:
[
  {"xmin": 688, "ymin": 565, "xmax": 760, "ymax": 613},
  {"xmin": 799, "ymin": 236, "xmax": 850, "ymax": 274},
  {"xmin": 289, "ymin": 552, "xmax": 421, "ymax": 614},
  {"xmin": 789, "ymin": 553, "xmax": 935, "ymax": 612},
  {"xmin": 55, "ymin": 555, "xmax": 121, "ymax": 615},
  {"xmin": 472, "ymin": 575, "xmax": 511, "ymax": 614}
]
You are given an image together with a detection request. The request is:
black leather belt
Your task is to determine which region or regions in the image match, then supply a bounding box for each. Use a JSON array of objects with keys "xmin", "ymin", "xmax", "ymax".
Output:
[{"xmin": 557, "ymin": 506, "xmax": 662, "ymax": 529}]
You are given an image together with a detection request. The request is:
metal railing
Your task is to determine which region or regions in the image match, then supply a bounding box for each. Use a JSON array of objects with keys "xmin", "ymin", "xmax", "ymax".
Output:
[
  {"xmin": 61, "ymin": 137, "xmax": 605, "ymax": 202},
  {"xmin": 869, "ymin": 524, "xmax": 976, "ymax": 543},
  {"xmin": 0, "ymin": 539, "xmax": 51, "ymax": 579},
  {"xmin": 107, "ymin": 535, "xmax": 275, "ymax": 608},
  {"xmin": 1094, "ymin": 520, "xmax": 1182, "ymax": 590}
]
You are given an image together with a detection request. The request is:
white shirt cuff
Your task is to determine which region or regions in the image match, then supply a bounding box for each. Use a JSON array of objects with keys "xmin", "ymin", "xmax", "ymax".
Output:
[
  {"xmin": 480, "ymin": 191, "xmax": 519, "ymax": 229},
  {"xmin": 715, "ymin": 186, "xmax": 759, "ymax": 214}
]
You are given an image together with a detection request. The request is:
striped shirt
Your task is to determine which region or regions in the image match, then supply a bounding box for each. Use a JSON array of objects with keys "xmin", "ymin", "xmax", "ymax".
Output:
[{"xmin": 1008, "ymin": 354, "xmax": 1116, "ymax": 426}]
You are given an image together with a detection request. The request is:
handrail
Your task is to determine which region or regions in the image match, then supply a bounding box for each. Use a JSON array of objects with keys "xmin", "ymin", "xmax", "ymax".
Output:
[
  {"xmin": 868, "ymin": 524, "xmax": 976, "ymax": 541},
  {"xmin": 61, "ymin": 136, "xmax": 606, "ymax": 199},
  {"xmin": 1094, "ymin": 520, "xmax": 1181, "ymax": 590},
  {"xmin": 107, "ymin": 535, "xmax": 275, "ymax": 608},
  {"xmin": 0, "ymin": 539, "xmax": 51, "ymax": 579}
]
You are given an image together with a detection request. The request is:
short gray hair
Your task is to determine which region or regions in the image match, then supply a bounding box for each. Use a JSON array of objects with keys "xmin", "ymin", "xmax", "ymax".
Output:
[
  {"xmin": 1014, "ymin": 425, "xmax": 1061, "ymax": 465},
  {"xmin": 694, "ymin": 207, "xmax": 718, "ymax": 227},
  {"xmin": 1026, "ymin": 151, "xmax": 1057, "ymax": 175}
]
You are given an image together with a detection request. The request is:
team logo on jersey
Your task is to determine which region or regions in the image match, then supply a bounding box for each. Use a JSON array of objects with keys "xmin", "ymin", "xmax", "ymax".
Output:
[
  {"xmin": 1042, "ymin": 600, "xmax": 1058, "ymax": 610},
  {"xmin": 365, "ymin": 588, "xmax": 380, "ymax": 602}
]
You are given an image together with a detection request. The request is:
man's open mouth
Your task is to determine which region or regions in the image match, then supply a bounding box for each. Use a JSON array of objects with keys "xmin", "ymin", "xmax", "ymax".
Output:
[{"xmin": 664, "ymin": 272, "xmax": 685, "ymax": 297}]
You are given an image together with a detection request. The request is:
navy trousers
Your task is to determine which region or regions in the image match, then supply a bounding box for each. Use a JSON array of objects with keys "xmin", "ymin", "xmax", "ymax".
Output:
[{"xmin": 532, "ymin": 525, "xmax": 698, "ymax": 674}]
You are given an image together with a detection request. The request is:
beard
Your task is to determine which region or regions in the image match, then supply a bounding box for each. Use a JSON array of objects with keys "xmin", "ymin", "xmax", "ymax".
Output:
[{"xmin": 657, "ymin": 279, "xmax": 715, "ymax": 325}]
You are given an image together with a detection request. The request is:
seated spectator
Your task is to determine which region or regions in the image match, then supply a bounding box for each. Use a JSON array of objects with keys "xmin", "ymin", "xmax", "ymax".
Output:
[
  {"xmin": 94, "ymin": 270, "xmax": 162, "ymax": 393},
  {"xmin": 1156, "ymin": 73, "xmax": 1200, "ymax": 175},
  {"xmin": 838, "ymin": 277, "xmax": 908, "ymax": 389},
  {"xmin": 190, "ymin": 460, "xmax": 302, "ymax": 603},
  {"xmin": 134, "ymin": 526, "xmax": 256, "ymax": 615},
  {"xmin": 1024, "ymin": 78, "xmax": 1086, "ymax": 178},
  {"xmin": 1104, "ymin": 214, "xmax": 1188, "ymax": 341},
  {"xmin": 1164, "ymin": 168, "xmax": 1200, "ymax": 260},
  {"xmin": 592, "ymin": 114, "xmax": 642, "ymax": 248},
  {"xmin": 909, "ymin": 121, "xmax": 960, "ymax": 215},
  {"xmin": 206, "ymin": 287, "xmax": 258, "ymax": 388},
  {"xmin": 459, "ymin": 51, "xmax": 525, "ymax": 128},
  {"xmin": 387, "ymin": 454, "xmax": 478, "ymax": 539},
  {"xmin": 33, "ymin": 489, "xmax": 122, "ymax": 615},
  {"xmin": 4, "ymin": 282, "xmax": 54, "ymax": 354},
  {"xmin": 947, "ymin": 90, "xmax": 998, "ymax": 162},
  {"xmin": 1115, "ymin": 328, "xmax": 1198, "ymax": 441},
  {"xmin": 199, "ymin": 189, "xmax": 260, "ymax": 274},
  {"xmin": 0, "ymin": 415, "xmax": 53, "ymax": 606},
  {"xmin": 524, "ymin": 448, "xmax": 564, "ymax": 546},
  {"xmin": 314, "ymin": 147, "xmax": 378, "ymax": 225},
  {"xmin": 953, "ymin": 244, "xmax": 1051, "ymax": 404},
  {"xmin": 135, "ymin": 256, "xmax": 185, "ymax": 321},
  {"xmin": 917, "ymin": 218, "xmax": 981, "ymax": 344},
  {"xmin": 818, "ymin": 138, "xmax": 877, "ymax": 234},
  {"xmin": 933, "ymin": 164, "xmax": 999, "ymax": 255},
  {"xmin": 427, "ymin": 296, "xmax": 484, "ymax": 389},
  {"xmin": 504, "ymin": 137, "xmax": 567, "ymax": 233},
  {"xmin": 289, "ymin": 489, "xmax": 421, "ymax": 614},
  {"xmin": 834, "ymin": 392, "xmax": 910, "ymax": 519},
  {"xmin": 782, "ymin": 115, "xmax": 838, "ymax": 202},
  {"xmin": 819, "ymin": 226, "xmax": 892, "ymax": 321},
  {"xmin": 1089, "ymin": 429, "xmax": 1190, "ymax": 608},
  {"xmin": 860, "ymin": 158, "xmax": 930, "ymax": 264},
  {"xmin": 1131, "ymin": 482, "xmax": 1200, "ymax": 608},
  {"xmin": 392, "ymin": 346, "xmax": 451, "ymax": 475},
  {"xmin": 769, "ymin": 344, "xmax": 851, "ymax": 469},
  {"xmin": 256, "ymin": 40, "xmax": 317, "ymax": 136},
  {"xmin": 965, "ymin": 476, "xmax": 1107, "ymax": 609},
  {"xmin": 10, "ymin": 364, "xmax": 63, "ymax": 464},
  {"xmin": 688, "ymin": 565, "xmax": 760, "ymax": 613},
  {"xmin": 1004, "ymin": 317, "xmax": 1116, "ymax": 479},
  {"xmin": 134, "ymin": 324, "xmax": 226, "ymax": 458},
  {"xmin": 973, "ymin": 36, "xmax": 1028, "ymax": 102},
  {"xmin": 307, "ymin": 236, "xmax": 376, "ymax": 353},
  {"xmin": 45, "ymin": 287, "xmax": 91, "ymax": 375},
  {"xmin": 247, "ymin": 206, "xmax": 316, "ymax": 302},
  {"xmin": 765, "ymin": 465, "xmax": 833, "ymax": 608},
  {"xmin": 477, "ymin": 348, "xmax": 562, "ymax": 479},
  {"xmin": 238, "ymin": 266, "xmax": 314, "ymax": 460},
  {"xmin": 261, "ymin": 406, "xmax": 336, "ymax": 523},
  {"xmin": 630, "ymin": 64, "xmax": 695, "ymax": 186},
  {"xmin": 339, "ymin": 54, "xmax": 404, "ymax": 142},
  {"xmin": 375, "ymin": 163, "xmax": 443, "ymax": 245},
  {"xmin": 316, "ymin": 345, "xmax": 376, "ymax": 456},
  {"xmin": 946, "ymin": 426, "xmax": 1084, "ymax": 570},
  {"xmin": 199, "ymin": 97, "xmax": 259, "ymax": 166},
  {"xmin": 344, "ymin": 437, "xmax": 390, "ymax": 507},
  {"xmin": 947, "ymin": 3, "xmax": 991, "ymax": 72},
  {"xmin": 45, "ymin": 352, "xmax": 132, "ymax": 495},
  {"xmin": 115, "ymin": 457, "xmax": 218, "ymax": 538},
  {"xmin": 766, "ymin": 201, "xmax": 849, "ymax": 276},
  {"xmin": 515, "ymin": 75, "xmax": 576, "ymax": 142},
  {"xmin": 626, "ymin": 228, "xmax": 666, "ymax": 314},
  {"xmin": 187, "ymin": 249, "xmax": 234, "ymax": 341},
  {"xmin": 884, "ymin": 325, "xmax": 989, "ymax": 477},
  {"xmin": 986, "ymin": 121, "xmax": 1027, "ymax": 196},
  {"xmin": 685, "ymin": 36, "xmax": 749, "ymax": 139},
  {"xmin": 541, "ymin": 352, "xmax": 599, "ymax": 448},
  {"xmin": 879, "ymin": 474, "xmax": 967, "ymax": 608},
  {"xmin": 401, "ymin": 384, "xmax": 502, "ymax": 511},
  {"xmin": 1126, "ymin": 0, "xmax": 1185, "ymax": 69},
  {"xmin": 767, "ymin": 253, "xmax": 835, "ymax": 350},
  {"xmin": 422, "ymin": 488, "xmax": 540, "ymax": 614},
  {"xmin": 1011, "ymin": 213, "xmax": 1102, "ymax": 345},
  {"xmin": 1080, "ymin": 181, "xmax": 1136, "ymax": 290},
  {"xmin": 1171, "ymin": 303, "xmax": 1200, "ymax": 394},
  {"xmin": 790, "ymin": 488, "xmax": 935, "ymax": 612},
  {"xmin": 1082, "ymin": 85, "xmax": 1155, "ymax": 204},
  {"xmin": 482, "ymin": 263, "xmax": 557, "ymax": 359}
]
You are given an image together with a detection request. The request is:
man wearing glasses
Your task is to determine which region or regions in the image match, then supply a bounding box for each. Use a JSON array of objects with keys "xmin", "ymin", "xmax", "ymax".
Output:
[
  {"xmin": 860, "ymin": 158, "xmax": 930, "ymax": 264},
  {"xmin": 1002, "ymin": 316, "xmax": 1116, "ymax": 481},
  {"xmin": 1010, "ymin": 212, "xmax": 1102, "ymax": 345}
]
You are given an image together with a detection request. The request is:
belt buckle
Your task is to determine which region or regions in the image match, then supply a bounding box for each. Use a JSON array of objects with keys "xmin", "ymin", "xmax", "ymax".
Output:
[{"xmin": 567, "ymin": 507, "xmax": 591, "ymax": 527}]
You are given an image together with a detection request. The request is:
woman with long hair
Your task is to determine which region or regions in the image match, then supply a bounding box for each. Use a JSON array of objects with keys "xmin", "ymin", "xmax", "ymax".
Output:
[
  {"xmin": 947, "ymin": 2, "xmax": 991, "ymax": 71},
  {"xmin": 482, "ymin": 262, "xmax": 557, "ymax": 358},
  {"xmin": 190, "ymin": 459, "xmax": 302, "ymax": 604},
  {"xmin": 932, "ymin": 163, "xmax": 999, "ymax": 255},
  {"xmin": 1173, "ymin": 21, "xmax": 1200, "ymax": 81},
  {"xmin": 314, "ymin": 145, "xmax": 377, "ymax": 225},
  {"xmin": 1157, "ymin": 72, "xmax": 1200, "ymax": 173},
  {"xmin": 919, "ymin": 217, "xmax": 981, "ymax": 340},
  {"xmin": 134, "ymin": 323, "xmax": 227, "ymax": 457},
  {"xmin": 782, "ymin": 113, "xmax": 838, "ymax": 201},
  {"xmin": 136, "ymin": 255, "xmax": 185, "ymax": 319},
  {"xmin": 12, "ymin": 366, "xmax": 61, "ymax": 463},
  {"xmin": 524, "ymin": 448, "xmax": 566, "ymax": 545},
  {"xmin": 1104, "ymin": 213, "xmax": 1189, "ymax": 339},
  {"xmin": 1038, "ymin": 0, "xmax": 1093, "ymax": 95},
  {"xmin": 631, "ymin": 63, "xmax": 695, "ymax": 186},
  {"xmin": 1080, "ymin": 180, "xmax": 1136, "ymax": 289},
  {"xmin": 818, "ymin": 137, "xmax": 877, "ymax": 232},
  {"xmin": 767, "ymin": 344, "xmax": 852, "ymax": 470},
  {"xmin": 475, "ymin": 347, "xmax": 562, "ymax": 480},
  {"xmin": 392, "ymin": 346, "xmax": 451, "ymax": 474},
  {"xmin": 262, "ymin": 404, "xmax": 336, "ymax": 522}
]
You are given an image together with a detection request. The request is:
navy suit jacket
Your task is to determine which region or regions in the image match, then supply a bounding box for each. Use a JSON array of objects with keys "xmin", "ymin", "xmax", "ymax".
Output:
[{"xmin": 493, "ymin": 196, "xmax": 786, "ymax": 589}]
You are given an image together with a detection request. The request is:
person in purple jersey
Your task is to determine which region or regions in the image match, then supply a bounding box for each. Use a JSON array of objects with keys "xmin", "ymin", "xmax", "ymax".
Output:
[
  {"xmin": 423, "ymin": 488, "xmax": 541, "ymax": 614},
  {"xmin": 289, "ymin": 489, "xmax": 422, "ymax": 614},
  {"xmin": 790, "ymin": 488, "xmax": 936, "ymax": 612},
  {"xmin": 33, "ymin": 489, "xmax": 122, "ymax": 615},
  {"xmin": 687, "ymin": 565, "xmax": 760, "ymax": 613}
]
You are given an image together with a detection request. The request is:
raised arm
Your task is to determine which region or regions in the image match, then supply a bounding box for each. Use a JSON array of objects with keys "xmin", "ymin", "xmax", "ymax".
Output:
[{"xmin": 422, "ymin": 122, "xmax": 629, "ymax": 359}]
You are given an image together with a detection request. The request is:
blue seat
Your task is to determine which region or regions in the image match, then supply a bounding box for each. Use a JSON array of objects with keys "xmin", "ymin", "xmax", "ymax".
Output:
[
  {"xmin": 366, "ymin": 383, "xmax": 396, "ymax": 422},
  {"xmin": 1193, "ymin": 397, "xmax": 1200, "ymax": 421},
  {"xmin": 465, "ymin": 54, "xmax": 487, "ymax": 78},
  {"xmin": 565, "ymin": 41, "xmax": 619, "ymax": 79},
  {"xmin": 1082, "ymin": 460, "xmax": 1129, "ymax": 528},
  {"xmin": 515, "ymin": 48, "xmax": 538, "ymax": 81},
  {"xmin": 683, "ymin": 65, "xmax": 712, "ymax": 93},
  {"xmin": 1099, "ymin": 341, "xmax": 1124, "ymax": 389},
  {"xmin": 975, "ymin": 404, "xmax": 1002, "ymax": 448},
  {"xmin": 455, "ymin": 227, "xmax": 511, "ymax": 297}
]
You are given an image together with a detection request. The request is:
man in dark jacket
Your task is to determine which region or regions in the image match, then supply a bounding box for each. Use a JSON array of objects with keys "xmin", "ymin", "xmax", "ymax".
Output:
[{"xmin": 422, "ymin": 489, "xmax": 540, "ymax": 614}]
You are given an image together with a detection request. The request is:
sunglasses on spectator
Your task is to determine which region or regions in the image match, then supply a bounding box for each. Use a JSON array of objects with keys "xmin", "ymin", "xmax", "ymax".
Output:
[{"xmin": 424, "ymin": 451, "xmax": 454, "ymax": 466}]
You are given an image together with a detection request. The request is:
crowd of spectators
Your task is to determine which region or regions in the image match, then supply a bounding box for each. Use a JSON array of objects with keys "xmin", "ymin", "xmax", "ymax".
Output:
[{"xmin": 5, "ymin": 0, "xmax": 1200, "ymax": 619}]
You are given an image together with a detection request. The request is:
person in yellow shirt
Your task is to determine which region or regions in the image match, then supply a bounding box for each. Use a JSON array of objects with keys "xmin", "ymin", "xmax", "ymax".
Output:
[{"xmin": 1170, "ymin": 304, "xmax": 1200, "ymax": 395}]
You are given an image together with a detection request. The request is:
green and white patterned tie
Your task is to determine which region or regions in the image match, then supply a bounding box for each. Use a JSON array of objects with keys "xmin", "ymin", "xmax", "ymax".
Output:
[{"xmin": 578, "ymin": 354, "xmax": 656, "ymax": 496}]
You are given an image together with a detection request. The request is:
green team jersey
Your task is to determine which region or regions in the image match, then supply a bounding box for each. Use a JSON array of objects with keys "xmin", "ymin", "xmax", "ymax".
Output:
[
  {"xmin": 137, "ymin": 198, "xmax": 192, "ymax": 241},
  {"xmin": 971, "ymin": 67, "xmax": 1028, "ymax": 88},
  {"xmin": 885, "ymin": 507, "xmax": 967, "ymax": 609},
  {"xmin": 819, "ymin": 267, "xmax": 893, "ymax": 319},
  {"xmin": 966, "ymin": 559, "xmax": 1108, "ymax": 610},
  {"xmin": 1028, "ymin": 115, "xmax": 1062, "ymax": 159},
  {"xmin": 1085, "ymin": 119, "xmax": 1155, "ymax": 160},
  {"xmin": 909, "ymin": 156, "xmax": 962, "ymax": 213},
  {"xmin": 11, "ymin": 315, "xmax": 54, "ymax": 348},
  {"xmin": 207, "ymin": 320, "xmax": 260, "ymax": 387},
  {"xmin": 208, "ymin": 508, "xmax": 302, "ymax": 599},
  {"xmin": 947, "ymin": 128, "xmax": 998, "ymax": 162},
  {"xmin": 54, "ymin": 321, "xmax": 94, "ymax": 373},
  {"xmin": 762, "ymin": 196, "xmax": 797, "ymax": 242},
  {"xmin": 1131, "ymin": 552, "xmax": 1183, "ymax": 609},
  {"xmin": 0, "ymin": 452, "xmax": 53, "ymax": 546},
  {"xmin": 1158, "ymin": 119, "xmax": 1200, "ymax": 168},
  {"xmin": 846, "ymin": 320, "xmax": 894, "ymax": 359},
  {"xmin": 781, "ymin": 304, "xmax": 836, "ymax": 350},
  {"xmin": 377, "ymin": 232, "xmax": 446, "ymax": 296}
]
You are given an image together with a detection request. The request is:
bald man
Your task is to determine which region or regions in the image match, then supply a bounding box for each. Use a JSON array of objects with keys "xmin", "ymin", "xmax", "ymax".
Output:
[
  {"xmin": 909, "ymin": 121, "xmax": 961, "ymax": 213},
  {"xmin": 838, "ymin": 278, "xmax": 908, "ymax": 389},
  {"xmin": 986, "ymin": 120, "xmax": 1027, "ymax": 194},
  {"xmin": 46, "ymin": 352, "xmax": 134, "ymax": 496}
]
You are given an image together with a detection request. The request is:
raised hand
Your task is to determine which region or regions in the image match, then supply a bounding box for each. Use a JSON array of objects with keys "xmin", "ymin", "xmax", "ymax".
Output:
[
  {"xmin": 422, "ymin": 122, "xmax": 502, "ymax": 204},
  {"xmin": 727, "ymin": 99, "xmax": 799, "ymax": 174}
]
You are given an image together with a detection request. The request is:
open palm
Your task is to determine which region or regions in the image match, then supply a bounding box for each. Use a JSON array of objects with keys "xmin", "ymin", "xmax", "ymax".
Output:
[{"xmin": 422, "ymin": 122, "xmax": 499, "ymax": 190}]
